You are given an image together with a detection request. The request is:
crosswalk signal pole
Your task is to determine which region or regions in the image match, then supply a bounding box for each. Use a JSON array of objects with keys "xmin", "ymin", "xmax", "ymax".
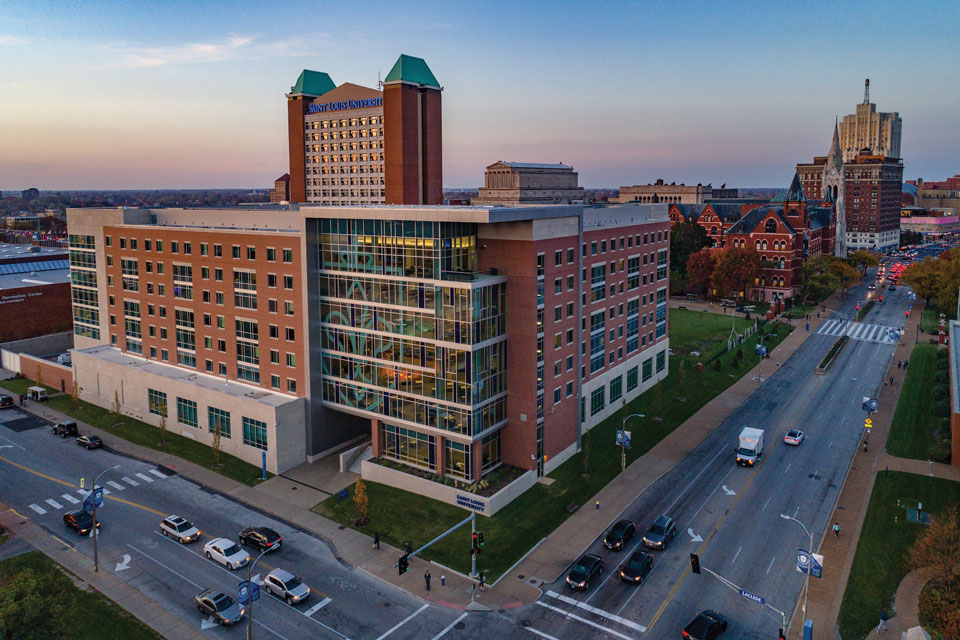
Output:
[{"xmin": 470, "ymin": 512, "xmax": 478, "ymax": 579}]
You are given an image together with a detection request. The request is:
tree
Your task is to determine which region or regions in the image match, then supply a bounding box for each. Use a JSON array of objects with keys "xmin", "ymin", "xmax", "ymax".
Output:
[
  {"xmin": 211, "ymin": 421, "xmax": 223, "ymax": 468},
  {"xmin": 847, "ymin": 249, "xmax": 879, "ymax": 274},
  {"xmin": 712, "ymin": 247, "xmax": 762, "ymax": 300},
  {"xmin": 0, "ymin": 564, "xmax": 73, "ymax": 638},
  {"xmin": 70, "ymin": 379, "xmax": 80, "ymax": 410},
  {"xmin": 797, "ymin": 255, "xmax": 840, "ymax": 306},
  {"xmin": 909, "ymin": 504, "xmax": 960, "ymax": 638},
  {"xmin": 827, "ymin": 259, "xmax": 861, "ymax": 298},
  {"xmin": 902, "ymin": 257, "xmax": 943, "ymax": 305},
  {"xmin": 669, "ymin": 269, "xmax": 688, "ymax": 295},
  {"xmin": 669, "ymin": 219, "xmax": 711, "ymax": 275},
  {"xmin": 582, "ymin": 431, "xmax": 591, "ymax": 478},
  {"xmin": 158, "ymin": 413, "xmax": 167, "ymax": 447},
  {"xmin": 686, "ymin": 248, "xmax": 717, "ymax": 295},
  {"xmin": 933, "ymin": 249, "xmax": 960, "ymax": 315},
  {"xmin": 677, "ymin": 360, "xmax": 686, "ymax": 398},
  {"xmin": 111, "ymin": 389, "xmax": 121, "ymax": 424},
  {"xmin": 352, "ymin": 477, "xmax": 370, "ymax": 526},
  {"xmin": 35, "ymin": 367, "xmax": 43, "ymax": 390}
]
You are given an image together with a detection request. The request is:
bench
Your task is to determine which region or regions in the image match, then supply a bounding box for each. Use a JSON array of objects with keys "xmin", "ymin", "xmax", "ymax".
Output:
[{"xmin": 566, "ymin": 502, "xmax": 579, "ymax": 513}]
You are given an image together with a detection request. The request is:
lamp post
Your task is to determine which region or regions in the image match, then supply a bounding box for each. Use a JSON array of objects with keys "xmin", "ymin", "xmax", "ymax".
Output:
[
  {"xmin": 91, "ymin": 464, "xmax": 121, "ymax": 572},
  {"xmin": 620, "ymin": 411, "xmax": 645, "ymax": 480},
  {"xmin": 780, "ymin": 513, "xmax": 815, "ymax": 632},
  {"xmin": 246, "ymin": 547, "xmax": 270, "ymax": 640}
]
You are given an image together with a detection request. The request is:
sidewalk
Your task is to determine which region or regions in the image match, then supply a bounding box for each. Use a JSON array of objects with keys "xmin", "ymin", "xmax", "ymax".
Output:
[
  {"xmin": 0, "ymin": 505, "xmax": 205, "ymax": 640},
  {"xmin": 861, "ymin": 568, "xmax": 935, "ymax": 639}
]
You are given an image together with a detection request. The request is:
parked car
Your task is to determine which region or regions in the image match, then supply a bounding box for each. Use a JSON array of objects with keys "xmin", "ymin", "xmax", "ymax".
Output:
[
  {"xmin": 195, "ymin": 589, "xmax": 245, "ymax": 626},
  {"xmin": 159, "ymin": 515, "xmax": 201, "ymax": 544},
  {"xmin": 783, "ymin": 429, "xmax": 805, "ymax": 446},
  {"xmin": 889, "ymin": 284, "xmax": 896, "ymax": 291},
  {"xmin": 618, "ymin": 550, "xmax": 654, "ymax": 585},
  {"xmin": 565, "ymin": 554, "xmax": 604, "ymax": 590},
  {"xmin": 76, "ymin": 434, "xmax": 103, "ymax": 450},
  {"xmin": 642, "ymin": 515, "xmax": 678, "ymax": 550},
  {"xmin": 63, "ymin": 510, "xmax": 100, "ymax": 536},
  {"xmin": 238, "ymin": 526, "xmax": 282, "ymax": 552},
  {"xmin": 603, "ymin": 519, "xmax": 636, "ymax": 551},
  {"xmin": 204, "ymin": 538, "xmax": 251, "ymax": 570},
  {"xmin": 27, "ymin": 386, "xmax": 47, "ymax": 401},
  {"xmin": 682, "ymin": 610, "xmax": 728, "ymax": 639},
  {"xmin": 0, "ymin": 394, "xmax": 13, "ymax": 409},
  {"xmin": 264, "ymin": 568, "xmax": 311, "ymax": 605},
  {"xmin": 52, "ymin": 420, "xmax": 79, "ymax": 438}
]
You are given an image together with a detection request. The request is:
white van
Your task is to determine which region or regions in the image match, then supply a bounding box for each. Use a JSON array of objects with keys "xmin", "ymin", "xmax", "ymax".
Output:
[{"xmin": 28, "ymin": 386, "xmax": 48, "ymax": 401}]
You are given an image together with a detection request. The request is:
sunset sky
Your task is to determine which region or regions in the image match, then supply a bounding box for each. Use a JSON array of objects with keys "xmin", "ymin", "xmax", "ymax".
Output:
[{"xmin": 2, "ymin": 0, "xmax": 958, "ymax": 190}]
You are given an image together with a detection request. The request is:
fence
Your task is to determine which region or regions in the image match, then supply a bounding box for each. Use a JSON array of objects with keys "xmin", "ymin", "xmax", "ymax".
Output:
[{"xmin": 695, "ymin": 320, "xmax": 788, "ymax": 366}]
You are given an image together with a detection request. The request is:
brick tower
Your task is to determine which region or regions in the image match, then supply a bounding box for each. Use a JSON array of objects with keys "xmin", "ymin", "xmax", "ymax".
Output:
[
  {"xmin": 382, "ymin": 55, "xmax": 443, "ymax": 205},
  {"xmin": 286, "ymin": 70, "xmax": 336, "ymax": 203}
]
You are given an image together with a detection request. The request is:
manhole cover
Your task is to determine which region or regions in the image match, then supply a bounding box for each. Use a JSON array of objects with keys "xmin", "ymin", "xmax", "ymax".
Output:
[
  {"xmin": 517, "ymin": 574, "xmax": 525, "ymax": 580},
  {"xmin": 454, "ymin": 622, "xmax": 466, "ymax": 630},
  {"xmin": 383, "ymin": 601, "xmax": 392, "ymax": 608}
]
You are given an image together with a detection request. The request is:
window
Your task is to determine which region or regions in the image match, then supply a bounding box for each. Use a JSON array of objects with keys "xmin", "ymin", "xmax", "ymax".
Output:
[
  {"xmin": 610, "ymin": 376, "xmax": 622, "ymax": 402},
  {"xmin": 656, "ymin": 350, "xmax": 666, "ymax": 372},
  {"xmin": 286, "ymin": 353, "xmax": 296, "ymax": 367},
  {"xmin": 282, "ymin": 249, "xmax": 293, "ymax": 263},
  {"xmin": 218, "ymin": 339, "xmax": 226, "ymax": 352},
  {"xmin": 177, "ymin": 398, "xmax": 198, "ymax": 427},
  {"xmin": 215, "ymin": 268, "xmax": 223, "ymax": 281},
  {"xmin": 269, "ymin": 325, "xmax": 279, "ymax": 339},
  {"xmin": 148, "ymin": 389, "xmax": 167, "ymax": 417},
  {"xmin": 267, "ymin": 248, "xmax": 276, "ymax": 262},
  {"xmin": 283, "ymin": 275, "xmax": 294, "ymax": 290},
  {"xmin": 285, "ymin": 301, "xmax": 295, "ymax": 316},
  {"xmin": 285, "ymin": 327, "xmax": 295, "ymax": 341},
  {"xmin": 590, "ymin": 387, "xmax": 605, "ymax": 416},
  {"xmin": 567, "ymin": 248, "xmax": 575, "ymax": 263},
  {"xmin": 554, "ymin": 334, "xmax": 561, "ymax": 349},
  {"xmin": 553, "ymin": 387, "xmax": 561, "ymax": 403},
  {"xmin": 270, "ymin": 374, "xmax": 280, "ymax": 389},
  {"xmin": 287, "ymin": 378, "xmax": 297, "ymax": 393},
  {"xmin": 566, "ymin": 354, "xmax": 574, "ymax": 371},
  {"xmin": 642, "ymin": 358, "xmax": 653, "ymax": 381},
  {"xmin": 247, "ymin": 246, "xmax": 256, "ymax": 260},
  {"xmin": 268, "ymin": 299, "xmax": 278, "ymax": 313},
  {"xmin": 627, "ymin": 366, "xmax": 638, "ymax": 391},
  {"xmin": 554, "ymin": 278, "xmax": 562, "ymax": 294},
  {"xmin": 200, "ymin": 243, "xmax": 208, "ymax": 256},
  {"xmin": 268, "ymin": 274, "xmax": 277, "ymax": 288},
  {"xmin": 242, "ymin": 417, "xmax": 268, "ymax": 450},
  {"xmin": 183, "ymin": 242, "xmax": 191, "ymax": 255},
  {"xmin": 232, "ymin": 245, "xmax": 241, "ymax": 259},
  {"xmin": 554, "ymin": 250, "xmax": 562, "ymax": 266},
  {"xmin": 208, "ymin": 407, "xmax": 231, "ymax": 438},
  {"xmin": 270, "ymin": 349, "xmax": 280, "ymax": 364}
]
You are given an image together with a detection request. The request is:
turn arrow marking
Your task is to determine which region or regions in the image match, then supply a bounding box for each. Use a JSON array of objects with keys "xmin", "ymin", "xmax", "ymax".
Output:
[
  {"xmin": 722, "ymin": 485, "xmax": 736, "ymax": 496},
  {"xmin": 115, "ymin": 554, "xmax": 131, "ymax": 571},
  {"xmin": 201, "ymin": 616, "xmax": 218, "ymax": 630},
  {"xmin": 687, "ymin": 527, "xmax": 703, "ymax": 542}
]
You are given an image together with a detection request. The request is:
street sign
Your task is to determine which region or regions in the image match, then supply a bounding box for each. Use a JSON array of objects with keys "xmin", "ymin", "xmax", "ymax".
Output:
[
  {"xmin": 861, "ymin": 396, "xmax": 870, "ymax": 411},
  {"xmin": 865, "ymin": 418, "xmax": 873, "ymax": 430},
  {"xmin": 869, "ymin": 399, "xmax": 879, "ymax": 412},
  {"xmin": 796, "ymin": 549, "xmax": 823, "ymax": 579},
  {"xmin": 82, "ymin": 487, "xmax": 104, "ymax": 513},
  {"xmin": 738, "ymin": 588, "xmax": 766, "ymax": 605},
  {"xmin": 756, "ymin": 344, "xmax": 767, "ymax": 357},
  {"xmin": 616, "ymin": 430, "xmax": 632, "ymax": 448},
  {"xmin": 239, "ymin": 580, "xmax": 259, "ymax": 606}
]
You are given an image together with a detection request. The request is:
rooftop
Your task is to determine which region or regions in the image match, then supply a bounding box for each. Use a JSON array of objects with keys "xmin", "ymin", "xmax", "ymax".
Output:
[
  {"xmin": 491, "ymin": 162, "xmax": 574, "ymax": 170},
  {"xmin": 290, "ymin": 70, "xmax": 336, "ymax": 97},
  {"xmin": 383, "ymin": 54, "xmax": 440, "ymax": 89}
]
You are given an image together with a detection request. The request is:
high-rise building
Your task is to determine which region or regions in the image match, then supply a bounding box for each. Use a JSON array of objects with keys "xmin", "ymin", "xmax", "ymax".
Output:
[
  {"xmin": 286, "ymin": 55, "xmax": 441, "ymax": 207},
  {"xmin": 838, "ymin": 79, "xmax": 902, "ymax": 163},
  {"xmin": 66, "ymin": 202, "xmax": 669, "ymax": 513},
  {"xmin": 843, "ymin": 152, "xmax": 904, "ymax": 250},
  {"xmin": 269, "ymin": 174, "xmax": 290, "ymax": 203},
  {"xmin": 473, "ymin": 162, "xmax": 584, "ymax": 206}
]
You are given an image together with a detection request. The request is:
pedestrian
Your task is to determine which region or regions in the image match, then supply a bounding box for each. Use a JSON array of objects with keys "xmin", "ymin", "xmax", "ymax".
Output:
[
  {"xmin": 479, "ymin": 572, "xmax": 485, "ymax": 591},
  {"xmin": 405, "ymin": 541, "xmax": 412, "ymax": 554},
  {"xmin": 18, "ymin": 393, "xmax": 23, "ymax": 406},
  {"xmin": 373, "ymin": 531, "xmax": 380, "ymax": 550},
  {"xmin": 595, "ymin": 500, "xmax": 600, "ymax": 510},
  {"xmin": 424, "ymin": 570, "xmax": 431, "ymax": 591},
  {"xmin": 441, "ymin": 574, "xmax": 446, "ymax": 587},
  {"xmin": 833, "ymin": 522, "xmax": 841, "ymax": 538},
  {"xmin": 878, "ymin": 608, "xmax": 888, "ymax": 632},
  {"xmin": 897, "ymin": 360, "xmax": 901, "ymax": 369}
]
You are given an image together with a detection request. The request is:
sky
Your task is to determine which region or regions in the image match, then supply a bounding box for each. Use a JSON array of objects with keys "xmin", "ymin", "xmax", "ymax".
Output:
[{"xmin": 1, "ymin": 0, "xmax": 958, "ymax": 190}]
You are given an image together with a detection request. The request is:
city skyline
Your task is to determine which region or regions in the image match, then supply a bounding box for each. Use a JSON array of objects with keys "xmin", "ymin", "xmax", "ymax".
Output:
[{"xmin": 2, "ymin": 0, "xmax": 958, "ymax": 190}]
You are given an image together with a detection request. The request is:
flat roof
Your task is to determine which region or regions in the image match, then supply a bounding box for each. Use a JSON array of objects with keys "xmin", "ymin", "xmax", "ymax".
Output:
[
  {"xmin": 0, "ymin": 243, "xmax": 67, "ymax": 261},
  {"xmin": 75, "ymin": 346, "xmax": 299, "ymax": 409},
  {"xmin": 0, "ymin": 266, "xmax": 70, "ymax": 290}
]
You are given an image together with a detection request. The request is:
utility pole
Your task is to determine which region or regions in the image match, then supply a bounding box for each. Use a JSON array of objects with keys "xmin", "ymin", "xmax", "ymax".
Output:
[
  {"xmin": 781, "ymin": 514, "xmax": 815, "ymax": 634},
  {"xmin": 91, "ymin": 464, "xmax": 120, "ymax": 572},
  {"xmin": 246, "ymin": 548, "xmax": 270, "ymax": 640},
  {"xmin": 471, "ymin": 511, "xmax": 477, "ymax": 579}
]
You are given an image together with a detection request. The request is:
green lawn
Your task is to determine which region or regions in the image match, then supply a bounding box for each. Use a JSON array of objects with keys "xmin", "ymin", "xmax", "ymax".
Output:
[
  {"xmin": 0, "ymin": 551, "xmax": 160, "ymax": 639},
  {"xmin": 921, "ymin": 307, "xmax": 942, "ymax": 335},
  {"xmin": 0, "ymin": 379, "xmax": 269, "ymax": 487},
  {"xmin": 0, "ymin": 378, "xmax": 57, "ymax": 396},
  {"xmin": 666, "ymin": 308, "xmax": 754, "ymax": 360},
  {"xmin": 838, "ymin": 472, "xmax": 960, "ymax": 639},
  {"xmin": 886, "ymin": 343, "xmax": 941, "ymax": 460},
  {"xmin": 314, "ymin": 317, "xmax": 793, "ymax": 580}
]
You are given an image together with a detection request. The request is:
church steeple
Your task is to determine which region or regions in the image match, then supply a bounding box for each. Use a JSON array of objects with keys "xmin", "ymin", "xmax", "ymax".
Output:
[{"xmin": 827, "ymin": 118, "xmax": 843, "ymax": 171}]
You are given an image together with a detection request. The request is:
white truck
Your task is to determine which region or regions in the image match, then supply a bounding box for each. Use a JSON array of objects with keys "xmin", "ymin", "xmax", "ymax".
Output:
[{"xmin": 736, "ymin": 427, "xmax": 765, "ymax": 466}]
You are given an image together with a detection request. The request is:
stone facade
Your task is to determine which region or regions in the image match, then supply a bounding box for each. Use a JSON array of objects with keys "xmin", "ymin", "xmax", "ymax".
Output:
[{"xmin": 474, "ymin": 162, "xmax": 584, "ymax": 206}]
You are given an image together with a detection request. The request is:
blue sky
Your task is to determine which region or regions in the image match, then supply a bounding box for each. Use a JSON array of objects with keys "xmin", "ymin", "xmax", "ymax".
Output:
[{"xmin": 1, "ymin": 0, "xmax": 958, "ymax": 190}]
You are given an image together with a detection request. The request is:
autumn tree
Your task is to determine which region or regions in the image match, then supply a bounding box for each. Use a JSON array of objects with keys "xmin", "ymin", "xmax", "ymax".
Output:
[
  {"xmin": 847, "ymin": 249, "xmax": 880, "ymax": 274},
  {"xmin": 353, "ymin": 477, "xmax": 370, "ymax": 526},
  {"xmin": 111, "ymin": 390, "xmax": 122, "ymax": 424},
  {"xmin": 902, "ymin": 257, "xmax": 944, "ymax": 305},
  {"xmin": 797, "ymin": 255, "xmax": 840, "ymax": 306},
  {"xmin": 909, "ymin": 504, "xmax": 960, "ymax": 638},
  {"xmin": 158, "ymin": 413, "xmax": 167, "ymax": 447},
  {"xmin": 669, "ymin": 219, "xmax": 711, "ymax": 275},
  {"xmin": 70, "ymin": 379, "xmax": 80, "ymax": 409},
  {"xmin": 712, "ymin": 247, "xmax": 762, "ymax": 300},
  {"xmin": 211, "ymin": 420, "xmax": 223, "ymax": 467},
  {"xmin": 933, "ymin": 249, "xmax": 960, "ymax": 315},
  {"xmin": 827, "ymin": 259, "xmax": 861, "ymax": 298},
  {"xmin": 686, "ymin": 248, "xmax": 717, "ymax": 295}
]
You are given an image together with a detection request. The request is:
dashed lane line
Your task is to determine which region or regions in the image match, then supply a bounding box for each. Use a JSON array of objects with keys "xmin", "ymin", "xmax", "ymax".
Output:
[
  {"xmin": 525, "ymin": 628, "xmax": 560, "ymax": 640},
  {"xmin": 302, "ymin": 598, "xmax": 332, "ymax": 617},
  {"xmin": 766, "ymin": 556, "xmax": 776, "ymax": 575},
  {"xmin": 545, "ymin": 591, "xmax": 645, "ymax": 632},
  {"xmin": 375, "ymin": 603, "xmax": 430, "ymax": 640},
  {"xmin": 535, "ymin": 601, "xmax": 635, "ymax": 640},
  {"xmin": 430, "ymin": 612, "xmax": 468, "ymax": 640}
]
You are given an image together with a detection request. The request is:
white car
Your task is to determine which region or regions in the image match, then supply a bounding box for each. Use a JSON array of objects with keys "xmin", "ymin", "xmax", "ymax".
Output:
[
  {"xmin": 204, "ymin": 538, "xmax": 251, "ymax": 570},
  {"xmin": 159, "ymin": 515, "xmax": 200, "ymax": 544},
  {"xmin": 784, "ymin": 429, "xmax": 805, "ymax": 446}
]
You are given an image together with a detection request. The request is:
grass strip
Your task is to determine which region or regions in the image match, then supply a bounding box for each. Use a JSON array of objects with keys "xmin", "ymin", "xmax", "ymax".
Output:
[
  {"xmin": 886, "ymin": 343, "xmax": 943, "ymax": 460},
  {"xmin": 818, "ymin": 335, "xmax": 848, "ymax": 369}
]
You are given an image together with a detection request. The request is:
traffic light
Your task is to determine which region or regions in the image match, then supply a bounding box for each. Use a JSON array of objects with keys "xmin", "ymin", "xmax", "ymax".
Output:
[
  {"xmin": 856, "ymin": 305, "xmax": 860, "ymax": 311},
  {"xmin": 398, "ymin": 554, "xmax": 409, "ymax": 575},
  {"xmin": 478, "ymin": 532, "xmax": 484, "ymax": 547},
  {"xmin": 778, "ymin": 629, "xmax": 786, "ymax": 640},
  {"xmin": 690, "ymin": 553, "xmax": 701, "ymax": 575},
  {"xmin": 472, "ymin": 532, "xmax": 478, "ymax": 547}
]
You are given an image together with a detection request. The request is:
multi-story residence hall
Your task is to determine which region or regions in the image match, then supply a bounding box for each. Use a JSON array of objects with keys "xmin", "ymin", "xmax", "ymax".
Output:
[{"xmin": 67, "ymin": 203, "xmax": 670, "ymax": 509}]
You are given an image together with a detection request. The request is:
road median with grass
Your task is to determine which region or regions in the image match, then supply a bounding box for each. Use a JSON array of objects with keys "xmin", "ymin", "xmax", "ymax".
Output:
[{"xmin": 314, "ymin": 310, "xmax": 793, "ymax": 580}]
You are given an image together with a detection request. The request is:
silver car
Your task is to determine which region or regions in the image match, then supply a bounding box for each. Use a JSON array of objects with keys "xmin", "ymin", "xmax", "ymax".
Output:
[
  {"xmin": 195, "ymin": 589, "xmax": 245, "ymax": 625},
  {"xmin": 642, "ymin": 515, "xmax": 678, "ymax": 550},
  {"xmin": 264, "ymin": 568, "xmax": 311, "ymax": 605}
]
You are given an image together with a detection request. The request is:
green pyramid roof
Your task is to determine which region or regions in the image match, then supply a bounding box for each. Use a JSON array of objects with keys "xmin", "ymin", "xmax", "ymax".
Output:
[
  {"xmin": 383, "ymin": 55, "xmax": 440, "ymax": 89},
  {"xmin": 290, "ymin": 70, "xmax": 336, "ymax": 97}
]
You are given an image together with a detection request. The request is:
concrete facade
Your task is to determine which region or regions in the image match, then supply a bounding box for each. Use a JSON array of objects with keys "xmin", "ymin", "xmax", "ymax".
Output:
[
  {"xmin": 839, "ymin": 79, "xmax": 902, "ymax": 163},
  {"xmin": 615, "ymin": 180, "xmax": 723, "ymax": 204},
  {"xmin": 474, "ymin": 162, "xmax": 584, "ymax": 206}
]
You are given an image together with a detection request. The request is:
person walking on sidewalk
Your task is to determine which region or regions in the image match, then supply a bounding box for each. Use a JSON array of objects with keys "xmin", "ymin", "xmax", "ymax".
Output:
[
  {"xmin": 373, "ymin": 531, "xmax": 380, "ymax": 550},
  {"xmin": 405, "ymin": 541, "xmax": 412, "ymax": 554},
  {"xmin": 878, "ymin": 608, "xmax": 888, "ymax": 632},
  {"xmin": 478, "ymin": 572, "xmax": 485, "ymax": 592},
  {"xmin": 833, "ymin": 522, "xmax": 841, "ymax": 538},
  {"xmin": 424, "ymin": 570, "xmax": 431, "ymax": 591}
]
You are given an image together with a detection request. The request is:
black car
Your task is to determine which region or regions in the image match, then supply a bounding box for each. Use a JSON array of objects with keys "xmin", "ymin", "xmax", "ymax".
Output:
[
  {"xmin": 565, "ymin": 554, "xmax": 604, "ymax": 590},
  {"xmin": 238, "ymin": 526, "xmax": 282, "ymax": 552},
  {"xmin": 76, "ymin": 435, "xmax": 103, "ymax": 450},
  {"xmin": 642, "ymin": 515, "xmax": 678, "ymax": 550},
  {"xmin": 63, "ymin": 510, "xmax": 100, "ymax": 535},
  {"xmin": 618, "ymin": 550, "xmax": 654, "ymax": 585},
  {"xmin": 0, "ymin": 394, "xmax": 13, "ymax": 409},
  {"xmin": 682, "ymin": 610, "xmax": 727, "ymax": 639},
  {"xmin": 603, "ymin": 519, "xmax": 636, "ymax": 551}
]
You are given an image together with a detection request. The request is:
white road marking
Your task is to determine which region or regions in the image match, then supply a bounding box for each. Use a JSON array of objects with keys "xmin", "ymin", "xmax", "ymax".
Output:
[
  {"xmin": 107, "ymin": 480, "xmax": 125, "ymax": 491},
  {"xmin": 121, "ymin": 476, "xmax": 139, "ymax": 487},
  {"xmin": 44, "ymin": 498, "xmax": 63, "ymax": 510},
  {"xmin": 61, "ymin": 493, "xmax": 79, "ymax": 504},
  {"xmin": 303, "ymin": 598, "xmax": 332, "ymax": 617},
  {"xmin": 525, "ymin": 628, "xmax": 559, "ymax": 640},
  {"xmin": 732, "ymin": 546, "xmax": 742, "ymax": 565},
  {"xmin": 375, "ymin": 603, "xmax": 429, "ymax": 640},
  {"xmin": 766, "ymin": 556, "xmax": 776, "ymax": 574},
  {"xmin": 28, "ymin": 503, "xmax": 46, "ymax": 514},
  {"xmin": 127, "ymin": 543, "xmax": 202, "ymax": 588},
  {"xmin": 431, "ymin": 612, "xmax": 468, "ymax": 640},
  {"xmin": 794, "ymin": 506, "xmax": 800, "ymax": 518},
  {"xmin": 535, "ymin": 601, "xmax": 634, "ymax": 640},
  {"xmin": 762, "ymin": 497, "xmax": 771, "ymax": 512},
  {"xmin": 546, "ymin": 591, "xmax": 645, "ymax": 632},
  {"xmin": 135, "ymin": 472, "xmax": 153, "ymax": 483},
  {"xmin": 115, "ymin": 553, "xmax": 131, "ymax": 571},
  {"xmin": 828, "ymin": 440, "xmax": 833, "ymax": 449},
  {"xmin": 149, "ymin": 469, "xmax": 166, "ymax": 478},
  {"xmin": 101, "ymin": 488, "xmax": 111, "ymax": 495},
  {"xmin": 784, "ymin": 462, "xmax": 792, "ymax": 474},
  {"xmin": 0, "ymin": 434, "xmax": 26, "ymax": 450}
]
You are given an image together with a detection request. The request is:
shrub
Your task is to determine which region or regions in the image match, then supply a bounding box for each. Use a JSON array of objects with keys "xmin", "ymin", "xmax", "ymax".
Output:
[
  {"xmin": 930, "ymin": 440, "xmax": 952, "ymax": 464},
  {"xmin": 936, "ymin": 348, "xmax": 949, "ymax": 360},
  {"xmin": 736, "ymin": 347, "xmax": 744, "ymax": 360},
  {"xmin": 934, "ymin": 399, "xmax": 950, "ymax": 417},
  {"xmin": 712, "ymin": 359, "xmax": 722, "ymax": 371},
  {"xmin": 935, "ymin": 369, "xmax": 949, "ymax": 384},
  {"xmin": 730, "ymin": 357, "xmax": 739, "ymax": 369},
  {"xmin": 934, "ymin": 385, "xmax": 949, "ymax": 401},
  {"xmin": 936, "ymin": 358, "xmax": 949, "ymax": 371}
]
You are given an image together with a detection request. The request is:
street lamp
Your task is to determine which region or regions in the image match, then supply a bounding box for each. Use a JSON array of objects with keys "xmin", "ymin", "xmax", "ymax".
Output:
[
  {"xmin": 780, "ymin": 513, "xmax": 815, "ymax": 632},
  {"xmin": 246, "ymin": 547, "xmax": 271, "ymax": 640},
  {"xmin": 620, "ymin": 411, "xmax": 645, "ymax": 480},
  {"xmin": 91, "ymin": 464, "xmax": 121, "ymax": 572}
]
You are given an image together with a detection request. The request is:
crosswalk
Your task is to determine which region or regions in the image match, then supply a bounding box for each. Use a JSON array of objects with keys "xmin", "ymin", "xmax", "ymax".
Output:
[
  {"xmin": 816, "ymin": 319, "xmax": 900, "ymax": 345},
  {"xmin": 27, "ymin": 467, "xmax": 171, "ymax": 515}
]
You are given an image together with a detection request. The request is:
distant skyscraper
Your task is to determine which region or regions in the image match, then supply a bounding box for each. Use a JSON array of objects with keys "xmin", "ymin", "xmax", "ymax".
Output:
[{"xmin": 838, "ymin": 79, "xmax": 902, "ymax": 163}]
